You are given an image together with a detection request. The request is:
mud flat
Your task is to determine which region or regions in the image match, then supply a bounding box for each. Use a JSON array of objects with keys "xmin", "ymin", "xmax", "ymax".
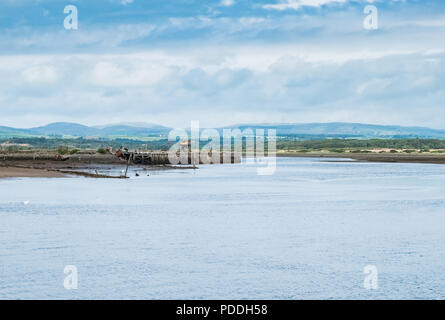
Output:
[
  {"xmin": 277, "ymin": 152, "xmax": 445, "ymax": 164},
  {"xmin": 0, "ymin": 152, "xmax": 123, "ymax": 167},
  {"xmin": 0, "ymin": 166, "xmax": 67, "ymax": 179},
  {"xmin": 0, "ymin": 152, "xmax": 197, "ymax": 179},
  {"xmin": 0, "ymin": 153, "xmax": 123, "ymax": 178}
]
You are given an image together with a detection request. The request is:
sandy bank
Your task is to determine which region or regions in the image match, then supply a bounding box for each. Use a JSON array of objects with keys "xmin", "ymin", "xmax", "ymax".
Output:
[
  {"xmin": 0, "ymin": 151, "xmax": 194, "ymax": 179},
  {"xmin": 277, "ymin": 152, "xmax": 445, "ymax": 164},
  {"xmin": 0, "ymin": 166, "xmax": 66, "ymax": 178}
]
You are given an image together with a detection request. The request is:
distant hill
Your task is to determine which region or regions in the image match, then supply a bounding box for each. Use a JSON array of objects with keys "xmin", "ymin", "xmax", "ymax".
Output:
[
  {"xmin": 29, "ymin": 122, "xmax": 100, "ymax": 136},
  {"xmin": 97, "ymin": 123, "xmax": 171, "ymax": 136},
  {"xmin": 223, "ymin": 122, "xmax": 445, "ymax": 139},
  {"xmin": 2, "ymin": 122, "xmax": 445, "ymax": 139},
  {"xmin": 0, "ymin": 122, "xmax": 171, "ymax": 138},
  {"xmin": 0, "ymin": 126, "xmax": 26, "ymax": 135}
]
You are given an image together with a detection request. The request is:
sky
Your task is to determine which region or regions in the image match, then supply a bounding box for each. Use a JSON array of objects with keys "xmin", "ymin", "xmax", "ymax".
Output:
[{"xmin": 1, "ymin": 0, "xmax": 445, "ymax": 128}]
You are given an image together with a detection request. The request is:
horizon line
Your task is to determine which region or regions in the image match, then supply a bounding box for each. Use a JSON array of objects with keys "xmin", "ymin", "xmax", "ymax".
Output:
[{"xmin": 2, "ymin": 121, "xmax": 445, "ymax": 131}]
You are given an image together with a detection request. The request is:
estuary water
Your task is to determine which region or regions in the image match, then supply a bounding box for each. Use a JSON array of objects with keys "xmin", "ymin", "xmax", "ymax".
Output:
[{"xmin": 1, "ymin": 157, "xmax": 445, "ymax": 299}]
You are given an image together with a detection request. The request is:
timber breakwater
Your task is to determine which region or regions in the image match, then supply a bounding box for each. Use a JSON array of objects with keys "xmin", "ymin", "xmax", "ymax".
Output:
[
  {"xmin": 0, "ymin": 150, "xmax": 241, "ymax": 179},
  {"xmin": 115, "ymin": 150, "xmax": 241, "ymax": 165},
  {"xmin": 0, "ymin": 150, "xmax": 242, "ymax": 168}
]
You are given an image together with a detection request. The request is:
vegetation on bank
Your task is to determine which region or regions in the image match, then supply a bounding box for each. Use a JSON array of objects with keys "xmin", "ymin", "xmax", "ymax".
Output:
[
  {"xmin": 2, "ymin": 136, "xmax": 445, "ymax": 155},
  {"xmin": 0, "ymin": 137, "xmax": 173, "ymax": 153},
  {"xmin": 275, "ymin": 138, "xmax": 445, "ymax": 154}
]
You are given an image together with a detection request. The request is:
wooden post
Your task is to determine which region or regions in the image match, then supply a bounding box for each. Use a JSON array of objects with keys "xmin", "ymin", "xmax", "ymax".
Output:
[{"xmin": 124, "ymin": 158, "xmax": 130, "ymax": 177}]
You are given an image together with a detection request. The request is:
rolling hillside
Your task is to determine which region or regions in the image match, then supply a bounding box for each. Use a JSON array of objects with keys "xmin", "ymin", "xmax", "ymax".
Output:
[
  {"xmin": 224, "ymin": 122, "xmax": 445, "ymax": 139},
  {"xmin": 2, "ymin": 122, "xmax": 445, "ymax": 139}
]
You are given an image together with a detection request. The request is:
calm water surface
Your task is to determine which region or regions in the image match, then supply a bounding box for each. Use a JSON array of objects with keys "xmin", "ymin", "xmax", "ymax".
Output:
[{"xmin": 1, "ymin": 157, "xmax": 445, "ymax": 299}]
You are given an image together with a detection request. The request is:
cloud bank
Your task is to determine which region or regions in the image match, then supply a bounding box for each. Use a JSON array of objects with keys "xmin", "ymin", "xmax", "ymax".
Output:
[{"xmin": 0, "ymin": 0, "xmax": 444, "ymax": 128}]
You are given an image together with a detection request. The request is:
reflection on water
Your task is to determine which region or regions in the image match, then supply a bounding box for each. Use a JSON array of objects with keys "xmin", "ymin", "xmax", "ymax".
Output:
[{"xmin": 1, "ymin": 157, "xmax": 445, "ymax": 299}]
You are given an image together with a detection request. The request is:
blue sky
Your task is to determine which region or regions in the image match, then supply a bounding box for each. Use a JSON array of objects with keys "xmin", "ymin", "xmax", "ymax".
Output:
[{"xmin": 1, "ymin": 0, "xmax": 445, "ymax": 128}]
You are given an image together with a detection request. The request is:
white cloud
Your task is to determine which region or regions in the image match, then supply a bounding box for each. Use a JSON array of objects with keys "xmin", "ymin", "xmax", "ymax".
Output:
[
  {"xmin": 21, "ymin": 66, "xmax": 59, "ymax": 84},
  {"xmin": 263, "ymin": 0, "xmax": 347, "ymax": 11},
  {"xmin": 1, "ymin": 1, "xmax": 444, "ymax": 128},
  {"xmin": 2, "ymin": 47, "xmax": 445, "ymax": 129},
  {"xmin": 90, "ymin": 60, "xmax": 171, "ymax": 87},
  {"xmin": 220, "ymin": 0, "xmax": 235, "ymax": 6}
]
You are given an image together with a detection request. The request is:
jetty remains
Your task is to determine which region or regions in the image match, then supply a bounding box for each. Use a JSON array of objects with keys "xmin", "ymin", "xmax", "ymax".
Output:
[
  {"xmin": 0, "ymin": 148, "xmax": 242, "ymax": 167},
  {"xmin": 114, "ymin": 149, "xmax": 241, "ymax": 165}
]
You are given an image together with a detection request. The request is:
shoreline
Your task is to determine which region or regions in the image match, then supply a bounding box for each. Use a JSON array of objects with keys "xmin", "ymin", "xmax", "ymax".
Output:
[
  {"xmin": 276, "ymin": 152, "xmax": 445, "ymax": 164},
  {"xmin": 0, "ymin": 166, "xmax": 67, "ymax": 179},
  {"xmin": 2, "ymin": 152, "xmax": 445, "ymax": 179},
  {"xmin": 0, "ymin": 153, "xmax": 199, "ymax": 179},
  {"xmin": 0, "ymin": 153, "xmax": 126, "ymax": 179}
]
